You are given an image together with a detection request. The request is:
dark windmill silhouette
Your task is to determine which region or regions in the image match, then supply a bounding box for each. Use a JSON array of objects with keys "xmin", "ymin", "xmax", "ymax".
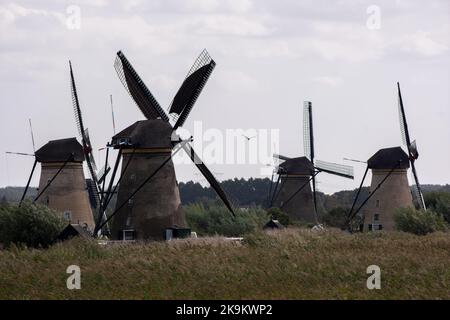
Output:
[
  {"xmin": 345, "ymin": 82, "xmax": 426, "ymax": 232},
  {"xmin": 269, "ymin": 101, "xmax": 354, "ymax": 224},
  {"xmin": 69, "ymin": 61, "xmax": 111, "ymax": 234},
  {"xmin": 94, "ymin": 49, "xmax": 235, "ymax": 240}
]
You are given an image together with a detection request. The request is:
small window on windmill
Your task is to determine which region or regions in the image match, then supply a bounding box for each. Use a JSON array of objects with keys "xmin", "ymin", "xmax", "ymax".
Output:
[
  {"xmin": 46, "ymin": 196, "xmax": 50, "ymax": 205},
  {"xmin": 126, "ymin": 216, "xmax": 132, "ymax": 227},
  {"xmin": 373, "ymin": 214, "xmax": 380, "ymax": 222},
  {"xmin": 123, "ymin": 229, "xmax": 135, "ymax": 241},
  {"xmin": 63, "ymin": 211, "xmax": 72, "ymax": 222},
  {"xmin": 128, "ymin": 198, "xmax": 134, "ymax": 207}
]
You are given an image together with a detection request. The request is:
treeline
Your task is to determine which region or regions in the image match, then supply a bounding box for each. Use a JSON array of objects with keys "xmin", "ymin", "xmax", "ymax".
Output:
[{"xmin": 1, "ymin": 180, "xmax": 450, "ymax": 211}]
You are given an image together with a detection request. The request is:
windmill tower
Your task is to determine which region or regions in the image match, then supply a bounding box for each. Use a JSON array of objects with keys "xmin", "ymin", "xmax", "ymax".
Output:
[
  {"xmin": 33, "ymin": 138, "xmax": 95, "ymax": 230},
  {"xmin": 94, "ymin": 49, "xmax": 235, "ymax": 240},
  {"xmin": 346, "ymin": 83, "xmax": 426, "ymax": 231},
  {"xmin": 270, "ymin": 101, "xmax": 354, "ymax": 224}
]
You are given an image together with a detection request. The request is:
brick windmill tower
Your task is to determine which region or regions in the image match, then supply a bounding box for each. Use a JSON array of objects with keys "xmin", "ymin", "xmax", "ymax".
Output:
[
  {"xmin": 346, "ymin": 83, "xmax": 426, "ymax": 231},
  {"xmin": 20, "ymin": 137, "xmax": 95, "ymax": 230},
  {"xmin": 270, "ymin": 101, "xmax": 354, "ymax": 224},
  {"xmin": 94, "ymin": 49, "xmax": 235, "ymax": 240}
]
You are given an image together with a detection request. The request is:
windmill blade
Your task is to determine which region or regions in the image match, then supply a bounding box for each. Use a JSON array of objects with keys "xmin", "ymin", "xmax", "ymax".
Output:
[
  {"xmin": 315, "ymin": 159, "xmax": 354, "ymax": 179},
  {"xmin": 181, "ymin": 142, "xmax": 235, "ymax": 216},
  {"xmin": 311, "ymin": 173, "xmax": 318, "ymax": 223},
  {"xmin": 6, "ymin": 151, "xmax": 35, "ymax": 157},
  {"xmin": 273, "ymin": 153, "xmax": 291, "ymax": 161},
  {"xmin": 69, "ymin": 61, "xmax": 86, "ymax": 137},
  {"xmin": 303, "ymin": 101, "xmax": 314, "ymax": 161},
  {"xmin": 28, "ymin": 119, "xmax": 36, "ymax": 153},
  {"xmin": 410, "ymin": 160, "xmax": 426, "ymax": 210},
  {"xmin": 110, "ymin": 94, "xmax": 116, "ymax": 135},
  {"xmin": 397, "ymin": 82, "xmax": 412, "ymax": 148},
  {"xmin": 169, "ymin": 49, "xmax": 216, "ymax": 130},
  {"xmin": 114, "ymin": 51, "xmax": 169, "ymax": 122},
  {"xmin": 97, "ymin": 164, "xmax": 111, "ymax": 185},
  {"xmin": 84, "ymin": 129, "xmax": 98, "ymax": 181}
]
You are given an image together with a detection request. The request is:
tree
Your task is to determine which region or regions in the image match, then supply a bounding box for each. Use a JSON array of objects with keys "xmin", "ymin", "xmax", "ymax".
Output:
[
  {"xmin": 0, "ymin": 201, "xmax": 66, "ymax": 248},
  {"xmin": 322, "ymin": 207, "xmax": 349, "ymax": 228},
  {"xmin": 394, "ymin": 207, "xmax": 448, "ymax": 235},
  {"xmin": 424, "ymin": 192, "xmax": 450, "ymax": 224}
]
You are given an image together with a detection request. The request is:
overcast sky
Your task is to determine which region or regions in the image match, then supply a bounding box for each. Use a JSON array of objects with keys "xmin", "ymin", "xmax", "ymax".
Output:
[{"xmin": 0, "ymin": 0, "xmax": 449, "ymax": 194}]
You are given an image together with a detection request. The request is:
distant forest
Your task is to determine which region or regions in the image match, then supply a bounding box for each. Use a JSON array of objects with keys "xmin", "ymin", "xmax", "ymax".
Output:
[{"xmin": 1, "ymin": 179, "xmax": 449, "ymax": 214}]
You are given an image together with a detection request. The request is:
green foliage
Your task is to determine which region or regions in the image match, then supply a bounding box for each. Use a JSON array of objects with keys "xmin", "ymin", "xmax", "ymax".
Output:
[
  {"xmin": 184, "ymin": 202, "xmax": 267, "ymax": 237},
  {"xmin": 0, "ymin": 201, "xmax": 66, "ymax": 248},
  {"xmin": 266, "ymin": 207, "xmax": 290, "ymax": 226},
  {"xmin": 322, "ymin": 207, "xmax": 349, "ymax": 228},
  {"xmin": 394, "ymin": 207, "xmax": 448, "ymax": 235},
  {"xmin": 424, "ymin": 191, "xmax": 450, "ymax": 223}
]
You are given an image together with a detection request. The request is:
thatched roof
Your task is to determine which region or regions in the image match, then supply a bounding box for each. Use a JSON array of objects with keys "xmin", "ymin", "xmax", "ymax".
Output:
[
  {"xmin": 35, "ymin": 138, "xmax": 84, "ymax": 163},
  {"xmin": 111, "ymin": 120, "xmax": 173, "ymax": 149},
  {"xmin": 278, "ymin": 156, "xmax": 314, "ymax": 175},
  {"xmin": 368, "ymin": 146, "xmax": 410, "ymax": 170}
]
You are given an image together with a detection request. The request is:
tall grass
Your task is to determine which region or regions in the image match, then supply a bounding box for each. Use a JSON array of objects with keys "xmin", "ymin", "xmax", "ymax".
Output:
[{"xmin": 0, "ymin": 228, "xmax": 449, "ymax": 299}]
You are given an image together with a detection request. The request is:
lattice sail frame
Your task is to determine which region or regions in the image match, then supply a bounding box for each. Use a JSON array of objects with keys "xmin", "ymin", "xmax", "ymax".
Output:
[
  {"xmin": 303, "ymin": 101, "xmax": 312, "ymax": 160},
  {"xmin": 114, "ymin": 51, "xmax": 170, "ymax": 122},
  {"xmin": 315, "ymin": 159, "xmax": 354, "ymax": 179},
  {"xmin": 168, "ymin": 49, "xmax": 216, "ymax": 129}
]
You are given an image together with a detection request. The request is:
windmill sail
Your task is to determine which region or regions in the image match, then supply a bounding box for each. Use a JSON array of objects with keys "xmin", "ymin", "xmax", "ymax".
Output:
[
  {"xmin": 303, "ymin": 101, "xmax": 314, "ymax": 161},
  {"xmin": 70, "ymin": 61, "xmax": 86, "ymax": 137},
  {"xmin": 182, "ymin": 142, "xmax": 235, "ymax": 216},
  {"xmin": 397, "ymin": 82, "xmax": 426, "ymax": 210},
  {"xmin": 273, "ymin": 153, "xmax": 291, "ymax": 161},
  {"xmin": 114, "ymin": 51, "xmax": 170, "ymax": 122},
  {"xmin": 169, "ymin": 49, "xmax": 216, "ymax": 130},
  {"xmin": 315, "ymin": 160, "xmax": 354, "ymax": 179}
]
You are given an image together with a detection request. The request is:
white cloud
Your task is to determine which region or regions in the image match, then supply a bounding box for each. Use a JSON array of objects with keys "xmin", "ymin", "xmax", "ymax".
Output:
[{"xmin": 400, "ymin": 31, "xmax": 448, "ymax": 57}]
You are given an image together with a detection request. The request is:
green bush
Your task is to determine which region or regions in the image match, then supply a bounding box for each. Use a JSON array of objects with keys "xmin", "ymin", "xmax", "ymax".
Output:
[
  {"xmin": 424, "ymin": 192, "xmax": 450, "ymax": 224},
  {"xmin": 322, "ymin": 207, "xmax": 348, "ymax": 228},
  {"xmin": 0, "ymin": 201, "xmax": 66, "ymax": 248},
  {"xmin": 184, "ymin": 202, "xmax": 267, "ymax": 237},
  {"xmin": 394, "ymin": 207, "xmax": 448, "ymax": 235}
]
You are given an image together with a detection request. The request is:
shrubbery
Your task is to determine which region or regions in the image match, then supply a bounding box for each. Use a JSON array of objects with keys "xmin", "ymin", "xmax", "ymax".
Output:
[
  {"xmin": 394, "ymin": 207, "xmax": 448, "ymax": 235},
  {"xmin": 321, "ymin": 207, "xmax": 348, "ymax": 228},
  {"xmin": 184, "ymin": 201, "xmax": 267, "ymax": 237},
  {"xmin": 0, "ymin": 201, "xmax": 66, "ymax": 248},
  {"xmin": 424, "ymin": 191, "xmax": 450, "ymax": 224}
]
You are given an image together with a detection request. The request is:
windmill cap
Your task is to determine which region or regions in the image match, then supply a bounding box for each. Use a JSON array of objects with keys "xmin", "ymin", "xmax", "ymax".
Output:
[
  {"xmin": 35, "ymin": 137, "xmax": 84, "ymax": 163},
  {"xmin": 278, "ymin": 156, "xmax": 314, "ymax": 175},
  {"xmin": 111, "ymin": 120, "xmax": 173, "ymax": 149},
  {"xmin": 367, "ymin": 146, "xmax": 410, "ymax": 170}
]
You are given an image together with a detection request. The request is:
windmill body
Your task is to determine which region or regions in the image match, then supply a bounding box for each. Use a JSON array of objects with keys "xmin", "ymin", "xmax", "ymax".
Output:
[
  {"xmin": 361, "ymin": 147, "xmax": 413, "ymax": 231},
  {"xmin": 270, "ymin": 101, "xmax": 353, "ymax": 225},
  {"xmin": 35, "ymin": 137, "xmax": 95, "ymax": 230},
  {"xmin": 110, "ymin": 120, "xmax": 186, "ymax": 240},
  {"xmin": 273, "ymin": 157, "xmax": 316, "ymax": 223},
  {"xmin": 346, "ymin": 83, "xmax": 426, "ymax": 232},
  {"xmin": 97, "ymin": 49, "xmax": 235, "ymax": 240}
]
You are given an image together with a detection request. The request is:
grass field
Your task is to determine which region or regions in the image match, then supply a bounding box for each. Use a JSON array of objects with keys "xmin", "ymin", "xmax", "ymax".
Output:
[{"xmin": 0, "ymin": 228, "xmax": 449, "ymax": 299}]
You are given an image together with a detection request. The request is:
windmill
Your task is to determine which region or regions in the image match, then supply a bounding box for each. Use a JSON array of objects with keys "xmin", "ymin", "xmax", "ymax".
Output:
[
  {"xmin": 93, "ymin": 49, "xmax": 235, "ymax": 240},
  {"xmin": 269, "ymin": 101, "xmax": 354, "ymax": 224},
  {"xmin": 69, "ymin": 61, "xmax": 111, "ymax": 234},
  {"xmin": 19, "ymin": 137, "xmax": 96, "ymax": 230},
  {"xmin": 345, "ymin": 82, "xmax": 426, "ymax": 232}
]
